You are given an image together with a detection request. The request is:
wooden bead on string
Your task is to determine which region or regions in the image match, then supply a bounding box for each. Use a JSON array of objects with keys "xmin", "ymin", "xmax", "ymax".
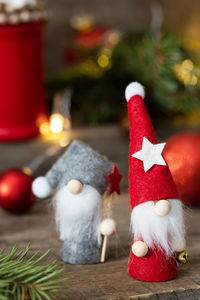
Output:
[{"xmin": 100, "ymin": 218, "xmax": 116, "ymax": 263}]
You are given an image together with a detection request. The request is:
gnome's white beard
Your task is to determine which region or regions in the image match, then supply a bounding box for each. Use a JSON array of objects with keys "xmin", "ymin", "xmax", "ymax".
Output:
[
  {"xmin": 55, "ymin": 184, "xmax": 102, "ymax": 245},
  {"xmin": 131, "ymin": 199, "xmax": 185, "ymax": 256}
]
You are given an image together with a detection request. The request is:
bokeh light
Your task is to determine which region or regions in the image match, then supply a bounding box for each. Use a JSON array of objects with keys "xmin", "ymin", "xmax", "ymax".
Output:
[{"xmin": 50, "ymin": 114, "xmax": 64, "ymax": 134}]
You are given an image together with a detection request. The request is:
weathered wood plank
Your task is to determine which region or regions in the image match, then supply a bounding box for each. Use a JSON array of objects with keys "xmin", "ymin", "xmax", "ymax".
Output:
[{"xmin": 0, "ymin": 198, "xmax": 199, "ymax": 300}]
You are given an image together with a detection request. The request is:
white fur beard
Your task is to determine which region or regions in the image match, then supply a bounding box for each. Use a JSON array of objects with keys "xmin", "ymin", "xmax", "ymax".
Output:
[
  {"xmin": 55, "ymin": 184, "xmax": 102, "ymax": 245},
  {"xmin": 131, "ymin": 199, "xmax": 185, "ymax": 256}
]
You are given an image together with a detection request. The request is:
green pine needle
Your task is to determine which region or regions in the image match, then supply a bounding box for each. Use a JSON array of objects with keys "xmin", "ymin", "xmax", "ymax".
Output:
[{"xmin": 0, "ymin": 244, "xmax": 68, "ymax": 300}]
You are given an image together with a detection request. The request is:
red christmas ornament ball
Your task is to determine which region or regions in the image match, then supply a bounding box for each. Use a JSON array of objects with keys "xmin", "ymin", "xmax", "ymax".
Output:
[
  {"xmin": 163, "ymin": 132, "xmax": 200, "ymax": 206},
  {"xmin": 0, "ymin": 168, "xmax": 35, "ymax": 213}
]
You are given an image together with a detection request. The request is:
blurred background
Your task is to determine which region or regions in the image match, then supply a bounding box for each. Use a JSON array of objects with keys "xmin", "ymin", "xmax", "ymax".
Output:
[
  {"xmin": 0, "ymin": 0, "xmax": 200, "ymax": 216},
  {"xmin": 45, "ymin": 0, "xmax": 200, "ymax": 72},
  {"xmin": 1, "ymin": 0, "xmax": 200, "ymax": 131},
  {"xmin": 44, "ymin": 0, "xmax": 200, "ymax": 127}
]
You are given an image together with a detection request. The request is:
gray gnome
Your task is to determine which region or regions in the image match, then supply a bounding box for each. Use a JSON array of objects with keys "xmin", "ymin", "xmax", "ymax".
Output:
[{"xmin": 32, "ymin": 140, "xmax": 116, "ymax": 264}]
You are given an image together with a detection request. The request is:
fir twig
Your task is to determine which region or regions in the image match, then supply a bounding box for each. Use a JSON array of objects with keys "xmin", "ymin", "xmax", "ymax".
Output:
[{"xmin": 0, "ymin": 244, "xmax": 68, "ymax": 300}]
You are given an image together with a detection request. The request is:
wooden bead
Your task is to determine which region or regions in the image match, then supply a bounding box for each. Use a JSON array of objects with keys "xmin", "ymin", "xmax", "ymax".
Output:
[
  {"xmin": 67, "ymin": 179, "xmax": 83, "ymax": 194},
  {"xmin": 132, "ymin": 241, "xmax": 148, "ymax": 257},
  {"xmin": 154, "ymin": 199, "xmax": 171, "ymax": 216}
]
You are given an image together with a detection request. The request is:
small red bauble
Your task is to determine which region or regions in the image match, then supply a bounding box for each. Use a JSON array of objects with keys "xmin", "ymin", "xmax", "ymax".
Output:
[
  {"xmin": 163, "ymin": 132, "xmax": 200, "ymax": 206},
  {"xmin": 0, "ymin": 168, "xmax": 35, "ymax": 213}
]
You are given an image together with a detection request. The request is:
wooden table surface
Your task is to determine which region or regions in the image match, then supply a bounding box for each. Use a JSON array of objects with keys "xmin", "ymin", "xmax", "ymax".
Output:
[{"xmin": 0, "ymin": 125, "xmax": 200, "ymax": 300}]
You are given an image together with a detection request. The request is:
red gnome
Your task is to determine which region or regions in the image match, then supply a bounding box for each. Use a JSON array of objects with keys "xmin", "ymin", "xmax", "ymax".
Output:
[{"xmin": 125, "ymin": 82, "xmax": 188, "ymax": 282}]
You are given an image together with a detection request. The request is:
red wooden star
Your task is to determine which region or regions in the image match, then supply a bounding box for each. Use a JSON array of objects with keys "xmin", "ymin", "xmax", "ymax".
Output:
[{"xmin": 107, "ymin": 164, "xmax": 123, "ymax": 195}]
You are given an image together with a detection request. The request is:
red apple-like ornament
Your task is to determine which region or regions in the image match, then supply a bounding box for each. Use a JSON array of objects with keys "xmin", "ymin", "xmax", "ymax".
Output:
[
  {"xmin": 0, "ymin": 168, "xmax": 35, "ymax": 213},
  {"xmin": 163, "ymin": 132, "xmax": 200, "ymax": 206}
]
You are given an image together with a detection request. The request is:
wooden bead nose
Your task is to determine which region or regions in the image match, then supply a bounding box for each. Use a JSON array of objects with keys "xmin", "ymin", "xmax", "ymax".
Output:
[
  {"xmin": 67, "ymin": 179, "xmax": 83, "ymax": 194},
  {"xmin": 154, "ymin": 199, "xmax": 171, "ymax": 216}
]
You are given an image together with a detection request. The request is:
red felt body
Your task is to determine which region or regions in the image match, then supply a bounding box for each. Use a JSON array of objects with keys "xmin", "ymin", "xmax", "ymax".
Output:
[
  {"xmin": 128, "ymin": 95, "xmax": 178, "ymax": 210},
  {"xmin": 128, "ymin": 243, "xmax": 178, "ymax": 282},
  {"xmin": 0, "ymin": 22, "xmax": 48, "ymax": 141}
]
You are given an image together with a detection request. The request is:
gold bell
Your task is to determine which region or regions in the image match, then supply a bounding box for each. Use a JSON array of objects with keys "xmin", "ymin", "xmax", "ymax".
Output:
[{"xmin": 177, "ymin": 250, "xmax": 189, "ymax": 264}]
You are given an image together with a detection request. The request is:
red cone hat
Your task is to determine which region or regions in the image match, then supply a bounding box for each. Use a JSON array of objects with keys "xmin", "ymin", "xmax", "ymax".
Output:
[{"xmin": 125, "ymin": 82, "xmax": 178, "ymax": 210}]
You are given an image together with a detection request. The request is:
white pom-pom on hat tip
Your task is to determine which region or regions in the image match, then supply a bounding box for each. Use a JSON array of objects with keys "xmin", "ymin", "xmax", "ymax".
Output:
[
  {"xmin": 32, "ymin": 176, "xmax": 52, "ymax": 199},
  {"xmin": 125, "ymin": 82, "xmax": 145, "ymax": 102}
]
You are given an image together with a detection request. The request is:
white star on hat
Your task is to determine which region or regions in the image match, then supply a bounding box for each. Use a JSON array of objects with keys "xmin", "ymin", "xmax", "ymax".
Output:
[{"xmin": 132, "ymin": 137, "xmax": 166, "ymax": 172}]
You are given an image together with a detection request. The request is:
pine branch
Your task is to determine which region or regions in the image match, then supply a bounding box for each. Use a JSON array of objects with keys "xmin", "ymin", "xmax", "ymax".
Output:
[{"xmin": 0, "ymin": 244, "xmax": 68, "ymax": 300}]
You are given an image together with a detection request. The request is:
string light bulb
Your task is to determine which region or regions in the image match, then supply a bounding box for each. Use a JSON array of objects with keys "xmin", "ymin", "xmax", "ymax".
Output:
[
  {"xmin": 39, "ymin": 121, "xmax": 50, "ymax": 136},
  {"xmin": 173, "ymin": 59, "xmax": 198, "ymax": 86},
  {"xmin": 97, "ymin": 54, "xmax": 110, "ymax": 68},
  {"xmin": 49, "ymin": 114, "xmax": 64, "ymax": 134},
  {"xmin": 39, "ymin": 89, "xmax": 72, "ymax": 142},
  {"xmin": 182, "ymin": 59, "xmax": 194, "ymax": 70}
]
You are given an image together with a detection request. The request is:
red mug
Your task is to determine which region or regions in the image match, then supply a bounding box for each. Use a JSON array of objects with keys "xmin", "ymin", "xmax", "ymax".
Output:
[{"xmin": 0, "ymin": 21, "xmax": 48, "ymax": 141}]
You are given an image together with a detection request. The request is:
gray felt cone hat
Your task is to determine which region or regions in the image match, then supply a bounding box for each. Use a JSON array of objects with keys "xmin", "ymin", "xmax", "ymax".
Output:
[{"xmin": 45, "ymin": 140, "xmax": 113, "ymax": 195}]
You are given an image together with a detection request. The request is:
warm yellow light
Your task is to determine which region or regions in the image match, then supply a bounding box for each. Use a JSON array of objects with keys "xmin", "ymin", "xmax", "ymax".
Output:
[
  {"xmin": 64, "ymin": 117, "xmax": 71, "ymax": 130},
  {"xmin": 59, "ymin": 134, "xmax": 71, "ymax": 147},
  {"xmin": 50, "ymin": 114, "xmax": 64, "ymax": 134},
  {"xmin": 22, "ymin": 167, "xmax": 33, "ymax": 176},
  {"xmin": 182, "ymin": 59, "xmax": 194, "ymax": 70},
  {"xmin": 39, "ymin": 121, "xmax": 50, "ymax": 136},
  {"xmin": 174, "ymin": 59, "xmax": 198, "ymax": 86},
  {"xmin": 97, "ymin": 54, "xmax": 109, "ymax": 68},
  {"xmin": 80, "ymin": 59, "xmax": 103, "ymax": 78},
  {"xmin": 102, "ymin": 48, "xmax": 112, "ymax": 56},
  {"xmin": 190, "ymin": 75, "xmax": 198, "ymax": 85}
]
